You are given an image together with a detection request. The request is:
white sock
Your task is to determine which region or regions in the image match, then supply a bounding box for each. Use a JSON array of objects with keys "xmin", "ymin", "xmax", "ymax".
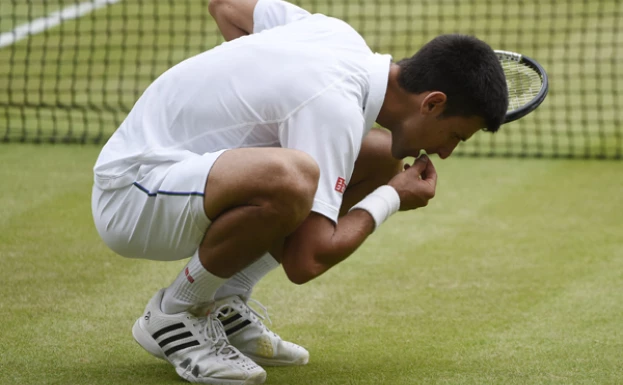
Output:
[
  {"xmin": 214, "ymin": 253, "xmax": 280, "ymax": 301},
  {"xmin": 161, "ymin": 250, "xmax": 227, "ymax": 314}
]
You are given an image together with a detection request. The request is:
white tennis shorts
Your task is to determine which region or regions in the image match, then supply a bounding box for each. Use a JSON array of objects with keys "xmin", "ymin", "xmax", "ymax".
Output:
[{"xmin": 91, "ymin": 150, "xmax": 227, "ymax": 261}]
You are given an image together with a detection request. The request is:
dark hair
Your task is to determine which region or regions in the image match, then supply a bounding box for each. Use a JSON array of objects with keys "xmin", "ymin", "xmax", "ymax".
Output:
[{"xmin": 397, "ymin": 34, "xmax": 508, "ymax": 132}]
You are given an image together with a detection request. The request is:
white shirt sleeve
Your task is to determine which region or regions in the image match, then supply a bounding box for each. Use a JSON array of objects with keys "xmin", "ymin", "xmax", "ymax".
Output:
[
  {"xmin": 253, "ymin": 0, "xmax": 311, "ymax": 33},
  {"xmin": 279, "ymin": 95, "xmax": 365, "ymax": 224}
]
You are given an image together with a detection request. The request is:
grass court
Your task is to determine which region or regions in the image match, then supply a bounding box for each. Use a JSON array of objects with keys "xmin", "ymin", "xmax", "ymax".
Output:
[
  {"xmin": 1, "ymin": 0, "xmax": 622, "ymax": 384},
  {"xmin": 1, "ymin": 146, "xmax": 622, "ymax": 384}
]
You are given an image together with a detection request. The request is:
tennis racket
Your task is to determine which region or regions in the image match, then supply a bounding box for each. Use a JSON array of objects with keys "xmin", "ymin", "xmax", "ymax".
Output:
[{"xmin": 495, "ymin": 50, "xmax": 549, "ymax": 124}]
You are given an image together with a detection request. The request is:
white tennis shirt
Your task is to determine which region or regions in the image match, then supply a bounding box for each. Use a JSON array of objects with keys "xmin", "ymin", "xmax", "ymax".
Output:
[{"xmin": 94, "ymin": 0, "xmax": 391, "ymax": 223}]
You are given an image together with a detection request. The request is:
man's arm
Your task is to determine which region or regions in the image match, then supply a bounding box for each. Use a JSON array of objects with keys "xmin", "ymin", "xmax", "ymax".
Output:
[
  {"xmin": 277, "ymin": 156, "xmax": 437, "ymax": 284},
  {"xmin": 209, "ymin": 0, "xmax": 311, "ymax": 41},
  {"xmin": 208, "ymin": 0, "xmax": 257, "ymax": 41}
]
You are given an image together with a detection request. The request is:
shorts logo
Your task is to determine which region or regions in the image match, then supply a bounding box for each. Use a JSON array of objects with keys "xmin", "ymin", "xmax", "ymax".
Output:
[
  {"xmin": 335, "ymin": 177, "xmax": 347, "ymax": 193},
  {"xmin": 185, "ymin": 267, "xmax": 195, "ymax": 283}
]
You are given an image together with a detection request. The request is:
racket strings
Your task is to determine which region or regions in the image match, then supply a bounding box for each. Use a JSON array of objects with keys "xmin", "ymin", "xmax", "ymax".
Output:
[{"xmin": 501, "ymin": 60, "xmax": 543, "ymax": 111}]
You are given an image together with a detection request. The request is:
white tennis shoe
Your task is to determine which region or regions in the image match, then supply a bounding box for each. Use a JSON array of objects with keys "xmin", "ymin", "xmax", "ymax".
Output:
[
  {"xmin": 214, "ymin": 295, "xmax": 309, "ymax": 367},
  {"xmin": 132, "ymin": 289, "xmax": 267, "ymax": 384}
]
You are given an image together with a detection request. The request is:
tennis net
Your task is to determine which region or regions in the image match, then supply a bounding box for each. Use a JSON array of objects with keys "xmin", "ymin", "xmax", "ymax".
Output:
[{"xmin": 0, "ymin": 0, "xmax": 621, "ymax": 159}]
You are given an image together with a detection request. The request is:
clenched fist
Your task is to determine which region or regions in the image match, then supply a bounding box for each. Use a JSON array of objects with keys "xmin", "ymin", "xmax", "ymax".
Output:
[{"xmin": 388, "ymin": 155, "xmax": 437, "ymax": 211}]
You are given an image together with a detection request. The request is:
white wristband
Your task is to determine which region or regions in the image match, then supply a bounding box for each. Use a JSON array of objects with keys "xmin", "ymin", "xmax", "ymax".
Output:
[{"xmin": 349, "ymin": 185, "xmax": 400, "ymax": 231}]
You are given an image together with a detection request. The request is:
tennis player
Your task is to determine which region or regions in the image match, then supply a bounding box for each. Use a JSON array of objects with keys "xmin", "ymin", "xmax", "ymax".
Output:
[{"xmin": 91, "ymin": 0, "xmax": 508, "ymax": 383}]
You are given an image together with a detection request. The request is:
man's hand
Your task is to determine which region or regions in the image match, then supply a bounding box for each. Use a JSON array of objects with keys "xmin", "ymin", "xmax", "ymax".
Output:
[{"xmin": 387, "ymin": 155, "xmax": 437, "ymax": 211}]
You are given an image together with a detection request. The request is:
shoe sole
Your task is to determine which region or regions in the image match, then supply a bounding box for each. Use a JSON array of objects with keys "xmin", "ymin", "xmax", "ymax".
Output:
[
  {"xmin": 244, "ymin": 353, "xmax": 309, "ymax": 367},
  {"xmin": 177, "ymin": 367, "xmax": 267, "ymax": 385}
]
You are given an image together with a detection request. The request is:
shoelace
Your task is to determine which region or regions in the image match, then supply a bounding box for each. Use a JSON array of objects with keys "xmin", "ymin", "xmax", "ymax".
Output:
[
  {"xmin": 229, "ymin": 297, "xmax": 279, "ymax": 337},
  {"xmin": 197, "ymin": 307, "xmax": 241, "ymax": 360},
  {"xmin": 246, "ymin": 298, "xmax": 273, "ymax": 327}
]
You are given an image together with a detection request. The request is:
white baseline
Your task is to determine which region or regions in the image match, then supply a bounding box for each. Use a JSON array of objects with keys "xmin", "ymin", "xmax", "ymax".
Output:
[{"xmin": 0, "ymin": 0, "xmax": 121, "ymax": 49}]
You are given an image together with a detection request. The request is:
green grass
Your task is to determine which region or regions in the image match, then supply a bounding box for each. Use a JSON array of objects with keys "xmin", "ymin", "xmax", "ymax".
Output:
[
  {"xmin": 1, "ymin": 144, "xmax": 622, "ymax": 384},
  {"xmin": 1, "ymin": 0, "xmax": 622, "ymax": 157}
]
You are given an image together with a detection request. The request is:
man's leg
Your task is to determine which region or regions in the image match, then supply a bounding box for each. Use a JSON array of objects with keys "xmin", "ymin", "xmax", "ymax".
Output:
[
  {"xmin": 215, "ymin": 252, "xmax": 278, "ymax": 301},
  {"xmin": 340, "ymin": 128, "xmax": 403, "ymax": 216},
  {"xmin": 162, "ymin": 147, "xmax": 319, "ymax": 313},
  {"xmin": 131, "ymin": 148, "xmax": 318, "ymax": 384}
]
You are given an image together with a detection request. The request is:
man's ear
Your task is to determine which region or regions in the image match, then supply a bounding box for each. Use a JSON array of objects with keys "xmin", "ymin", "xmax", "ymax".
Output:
[{"xmin": 420, "ymin": 91, "xmax": 447, "ymax": 116}]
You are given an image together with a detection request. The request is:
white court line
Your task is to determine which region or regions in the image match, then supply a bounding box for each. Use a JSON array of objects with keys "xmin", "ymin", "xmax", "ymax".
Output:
[{"xmin": 0, "ymin": 0, "xmax": 121, "ymax": 49}]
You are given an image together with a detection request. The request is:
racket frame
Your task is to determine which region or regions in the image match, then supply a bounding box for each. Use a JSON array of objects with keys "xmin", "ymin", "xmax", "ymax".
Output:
[{"xmin": 495, "ymin": 50, "xmax": 549, "ymax": 124}]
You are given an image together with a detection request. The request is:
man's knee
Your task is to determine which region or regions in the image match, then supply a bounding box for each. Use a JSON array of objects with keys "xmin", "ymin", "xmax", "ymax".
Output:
[
  {"xmin": 354, "ymin": 128, "xmax": 402, "ymax": 185},
  {"xmin": 262, "ymin": 150, "xmax": 319, "ymax": 231}
]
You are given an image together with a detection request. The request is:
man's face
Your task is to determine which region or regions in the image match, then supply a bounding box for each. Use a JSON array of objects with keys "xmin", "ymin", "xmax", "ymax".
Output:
[
  {"xmin": 389, "ymin": 92, "xmax": 485, "ymax": 159},
  {"xmin": 395, "ymin": 114, "xmax": 484, "ymax": 159}
]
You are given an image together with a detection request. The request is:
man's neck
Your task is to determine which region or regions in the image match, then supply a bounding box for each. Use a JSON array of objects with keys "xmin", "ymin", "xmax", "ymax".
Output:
[{"xmin": 376, "ymin": 63, "xmax": 407, "ymax": 133}]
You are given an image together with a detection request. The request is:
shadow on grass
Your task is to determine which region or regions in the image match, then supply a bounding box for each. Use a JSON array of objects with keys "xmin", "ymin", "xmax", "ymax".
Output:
[
  {"xmin": 68, "ymin": 355, "xmax": 454, "ymax": 385},
  {"xmin": 263, "ymin": 353, "xmax": 459, "ymax": 385},
  {"xmin": 69, "ymin": 360, "xmax": 183, "ymax": 385},
  {"xmin": 28, "ymin": 338, "xmax": 461, "ymax": 385}
]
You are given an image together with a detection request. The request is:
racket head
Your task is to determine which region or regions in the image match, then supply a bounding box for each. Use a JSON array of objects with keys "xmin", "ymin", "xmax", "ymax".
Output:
[{"xmin": 495, "ymin": 50, "xmax": 549, "ymax": 124}]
